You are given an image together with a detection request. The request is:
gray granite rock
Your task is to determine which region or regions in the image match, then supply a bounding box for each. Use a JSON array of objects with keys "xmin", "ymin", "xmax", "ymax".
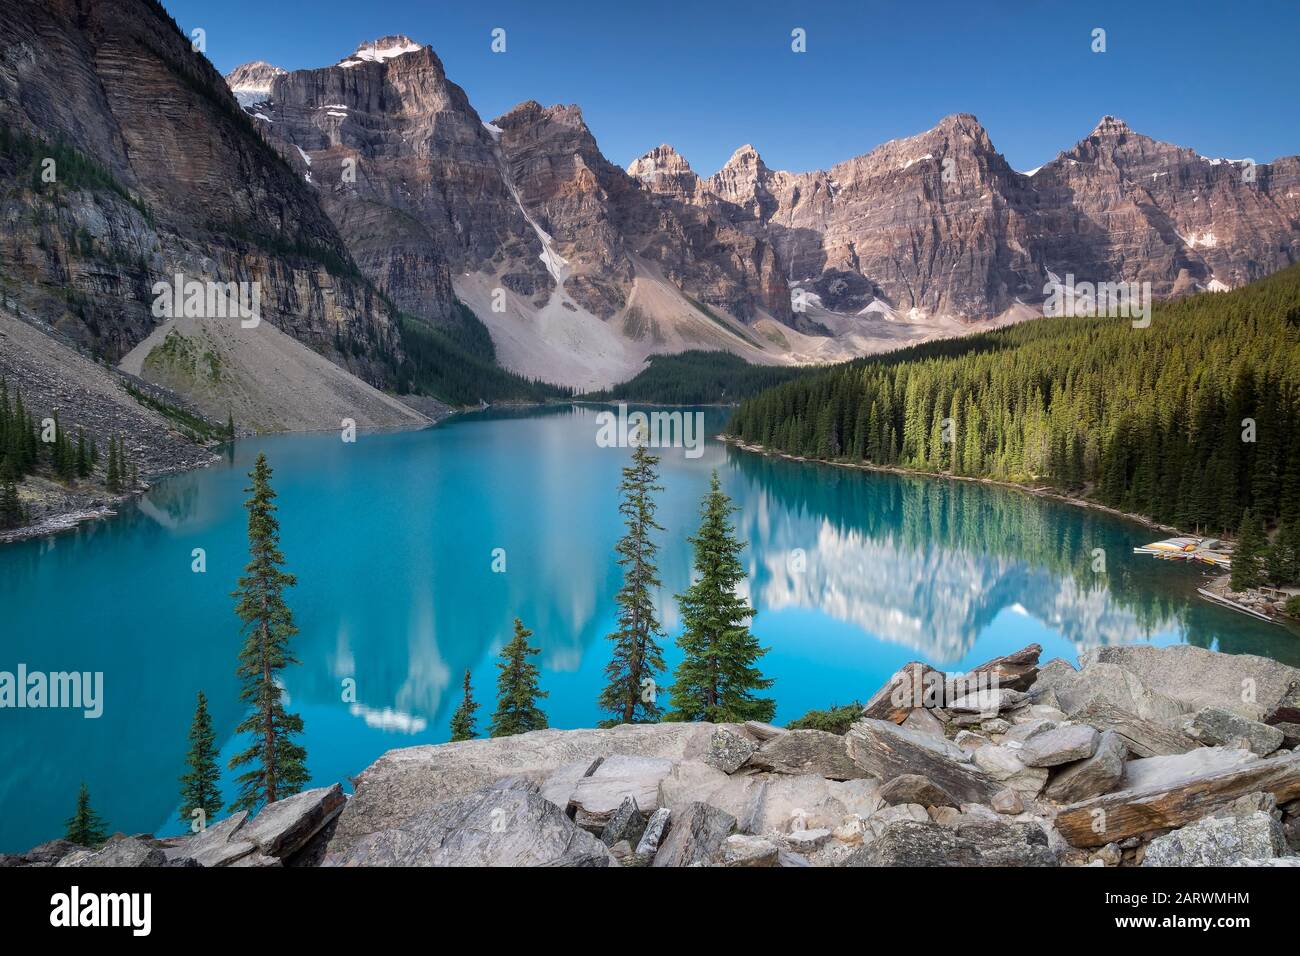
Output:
[
  {"xmin": 704, "ymin": 726, "xmax": 758, "ymax": 774},
  {"xmin": 1083, "ymin": 644, "xmax": 1300, "ymax": 723},
  {"xmin": 841, "ymin": 820, "xmax": 1057, "ymax": 867},
  {"xmin": 785, "ymin": 827, "xmax": 832, "ymax": 852},
  {"xmin": 635, "ymin": 807, "xmax": 672, "ymax": 860},
  {"xmin": 972, "ymin": 745, "xmax": 1048, "ymax": 796},
  {"xmin": 1188, "ymin": 707, "xmax": 1285, "ymax": 756},
  {"xmin": 991, "ymin": 788, "xmax": 1025, "ymax": 814},
  {"xmin": 1044, "ymin": 730, "xmax": 1127, "ymax": 803},
  {"xmin": 1053, "ymin": 661, "xmax": 1190, "ymax": 723},
  {"xmin": 1019, "ymin": 724, "xmax": 1099, "ymax": 768},
  {"xmin": 747, "ymin": 729, "xmax": 867, "ymax": 780},
  {"xmin": 947, "ymin": 689, "xmax": 1029, "ymax": 715},
  {"xmin": 237, "ymin": 784, "xmax": 346, "ymax": 858},
  {"xmin": 1142, "ymin": 811, "xmax": 1289, "ymax": 866},
  {"xmin": 721, "ymin": 834, "xmax": 779, "ymax": 867},
  {"xmin": 599, "ymin": 795, "xmax": 647, "ymax": 848},
  {"xmin": 652, "ymin": 801, "xmax": 735, "ymax": 867},
  {"xmin": 847, "ymin": 717, "xmax": 1004, "ymax": 803},
  {"xmin": 569, "ymin": 754, "xmax": 673, "ymax": 831},
  {"xmin": 878, "ymin": 773, "xmax": 958, "ymax": 808},
  {"xmin": 329, "ymin": 723, "xmax": 716, "ymax": 857},
  {"xmin": 324, "ymin": 784, "xmax": 614, "ymax": 867},
  {"xmin": 1121, "ymin": 747, "xmax": 1259, "ymax": 793},
  {"xmin": 56, "ymin": 836, "xmax": 165, "ymax": 868},
  {"xmin": 1003, "ymin": 718, "xmax": 1059, "ymax": 743},
  {"xmin": 743, "ymin": 721, "xmax": 786, "ymax": 742}
]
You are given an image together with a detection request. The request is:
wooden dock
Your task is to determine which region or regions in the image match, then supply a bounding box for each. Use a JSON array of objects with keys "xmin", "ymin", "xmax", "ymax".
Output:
[{"xmin": 1195, "ymin": 586, "xmax": 1277, "ymax": 623}]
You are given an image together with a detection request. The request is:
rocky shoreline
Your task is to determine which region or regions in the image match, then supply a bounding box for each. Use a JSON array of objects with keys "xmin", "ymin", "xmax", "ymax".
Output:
[{"xmin": 6, "ymin": 642, "xmax": 1300, "ymax": 868}]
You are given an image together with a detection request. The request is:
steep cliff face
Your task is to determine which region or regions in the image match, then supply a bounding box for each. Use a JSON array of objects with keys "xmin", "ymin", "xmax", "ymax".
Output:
[
  {"xmin": 1029, "ymin": 116, "xmax": 1300, "ymax": 295},
  {"xmin": 257, "ymin": 39, "xmax": 539, "ymax": 324},
  {"xmin": 0, "ymin": 0, "xmax": 403, "ymax": 401}
]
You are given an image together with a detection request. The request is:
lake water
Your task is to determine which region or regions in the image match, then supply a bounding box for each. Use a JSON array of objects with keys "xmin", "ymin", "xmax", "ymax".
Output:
[{"xmin": 1, "ymin": 404, "xmax": 1295, "ymax": 851}]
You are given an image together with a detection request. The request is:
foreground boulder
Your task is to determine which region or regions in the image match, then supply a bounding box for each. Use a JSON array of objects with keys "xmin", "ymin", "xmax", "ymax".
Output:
[
  {"xmin": 1082, "ymin": 645, "xmax": 1300, "ymax": 723},
  {"xmin": 878, "ymin": 774, "xmax": 958, "ymax": 808},
  {"xmin": 1142, "ymin": 811, "xmax": 1289, "ymax": 866},
  {"xmin": 705, "ymin": 726, "xmax": 758, "ymax": 773},
  {"xmin": 328, "ymin": 723, "xmax": 715, "ymax": 856},
  {"xmin": 158, "ymin": 784, "xmax": 346, "ymax": 867},
  {"xmin": 972, "ymin": 643, "xmax": 1042, "ymax": 692},
  {"xmin": 1067, "ymin": 700, "xmax": 1200, "ymax": 757},
  {"xmin": 325, "ymin": 780, "xmax": 614, "ymax": 867},
  {"xmin": 569, "ymin": 755, "xmax": 673, "ymax": 831},
  {"xmin": 841, "ymin": 820, "xmax": 1057, "ymax": 867},
  {"xmin": 847, "ymin": 719, "xmax": 999, "ymax": 803},
  {"xmin": 1044, "ymin": 731, "xmax": 1127, "ymax": 803},
  {"xmin": 861, "ymin": 662, "xmax": 940, "ymax": 723},
  {"xmin": 652, "ymin": 801, "xmax": 735, "ymax": 867},
  {"xmin": 746, "ymin": 729, "xmax": 867, "ymax": 781},
  {"xmin": 1187, "ymin": 707, "xmax": 1285, "ymax": 756},
  {"xmin": 1018, "ymin": 724, "xmax": 1099, "ymax": 768},
  {"xmin": 57, "ymin": 836, "xmax": 167, "ymax": 868},
  {"xmin": 1056, "ymin": 750, "xmax": 1300, "ymax": 847}
]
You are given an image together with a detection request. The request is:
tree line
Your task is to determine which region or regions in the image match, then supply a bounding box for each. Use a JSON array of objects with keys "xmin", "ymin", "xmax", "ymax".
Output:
[
  {"xmin": 727, "ymin": 265, "xmax": 1300, "ymax": 540},
  {"xmin": 1, "ymin": 377, "xmax": 141, "ymax": 530}
]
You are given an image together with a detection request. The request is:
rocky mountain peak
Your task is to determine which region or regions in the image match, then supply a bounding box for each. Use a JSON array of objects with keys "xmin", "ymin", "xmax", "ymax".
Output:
[
  {"xmin": 722, "ymin": 143, "xmax": 768, "ymax": 174},
  {"xmin": 1090, "ymin": 114, "xmax": 1132, "ymax": 138},
  {"xmin": 225, "ymin": 60, "xmax": 286, "ymax": 107},
  {"xmin": 338, "ymin": 35, "xmax": 424, "ymax": 68},
  {"xmin": 628, "ymin": 144, "xmax": 695, "ymax": 179}
]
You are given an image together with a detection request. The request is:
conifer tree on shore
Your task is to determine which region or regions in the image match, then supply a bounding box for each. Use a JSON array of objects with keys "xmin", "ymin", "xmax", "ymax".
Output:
[
  {"xmin": 0, "ymin": 480, "xmax": 23, "ymax": 530},
  {"xmin": 667, "ymin": 471, "xmax": 775, "ymax": 722},
  {"xmin": 178, "ymin": 690, "xmax": 223, "ymax": 825},
  {"xmin": 1231, "ymin": 508, "xmax": 1267, "ymax": 591},
  {"xmin": 64, "ymin": 782, "xmax": 108, "ymax": 847},
  {"xmin": 449, "ymin": 669, "xmax": 479, "ymax": 742},
  {"xmin": 105, "ymin": 436, "xmax": 120, "ymax": 492},
  {"xmin": 489, "ymin": 619, "xmax": 548, "ymax": 737},
  {"xmin": 228, "ymin": 453, "xmax": 308, "ymax": 811},
  {"xmin": 598, "ymin": 437, "xmax": 666, "ymax": 725}
]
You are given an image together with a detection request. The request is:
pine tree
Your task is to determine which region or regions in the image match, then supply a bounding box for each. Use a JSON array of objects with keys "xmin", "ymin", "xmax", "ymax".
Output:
[
  {"xmin": 489, "ymin": 618, "xmax": 548, "ymax": 737},
  {"xmin": 226, "ymin": 411, "xmax": 235, "ymax": 440},
  {"xmin": 228, "ymin": 453, "xmax": 308, "ymax": 812},
  {"xmin": 105, "ymin": 436, "xmax": 120, "ymax": 492},
  {"xmin": 1231, "ymin": 508, "xmax": 1267, "ymax": 592},
  {"xmin": 0, "ymin": 480, "xmax": 22, "ymax": 530},
  {"xmin": 64, "ymin": 782, "xmax": 109, "ymax": 847},
  {"xmin": 1266, "ymin": 518, "xmax": 1300, "ymax": 586},
  {"xmin": 75, "ymin": 427, "xmax": 89, "ymax": 478},
  {"xmin": 448, "ymin": 668, "xmax": 479, "ymax": 742},
  {"xmin": 667, "ymin": 472, "xmax": 775, "ymax": 722},
  {"xmin": 598, "ymin": 438, "xmax": 666, "ymax": 725},
  {"xmin": 178, "ymin": 690, "xmax": 223, "ymax": 825}
]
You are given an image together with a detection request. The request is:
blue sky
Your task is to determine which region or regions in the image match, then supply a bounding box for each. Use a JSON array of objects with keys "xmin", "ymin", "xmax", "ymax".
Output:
[{"xmin": 163, "ymin": 0, "xmax": 1300, "ymax": 176}]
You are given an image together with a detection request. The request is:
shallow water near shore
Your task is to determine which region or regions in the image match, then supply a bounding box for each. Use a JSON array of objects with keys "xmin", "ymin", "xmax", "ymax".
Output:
[{"xmin": 1, "ymin": 404, "xmax": 1295, "ymax": 851}]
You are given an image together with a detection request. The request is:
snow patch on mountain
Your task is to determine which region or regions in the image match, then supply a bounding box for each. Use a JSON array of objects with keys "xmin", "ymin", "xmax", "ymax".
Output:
[{"xmin": 339, "ymin": 35, "xmax": 423, "ymax": 67}]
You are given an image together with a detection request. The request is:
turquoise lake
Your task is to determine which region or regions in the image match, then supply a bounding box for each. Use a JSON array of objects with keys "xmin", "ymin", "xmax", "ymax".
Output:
[{"xmin": 2, "ymin": 404, "xmax": 1296, "ymax": 851}]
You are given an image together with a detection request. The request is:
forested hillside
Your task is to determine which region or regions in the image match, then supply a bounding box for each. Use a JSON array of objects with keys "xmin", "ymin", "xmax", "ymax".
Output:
[
  {"xmin": 728, "ymin": 266, "xmax": 1300, "ymax": 536},
  {"xmin": 583, "ymin": 351, "xmax": 812, "ymax": 405}
]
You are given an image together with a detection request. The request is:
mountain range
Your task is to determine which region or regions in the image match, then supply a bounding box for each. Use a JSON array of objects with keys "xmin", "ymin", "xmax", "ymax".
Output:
[{"xmin": 2, "ymin": 2, "xmax": 1298, "ymax": 435}]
